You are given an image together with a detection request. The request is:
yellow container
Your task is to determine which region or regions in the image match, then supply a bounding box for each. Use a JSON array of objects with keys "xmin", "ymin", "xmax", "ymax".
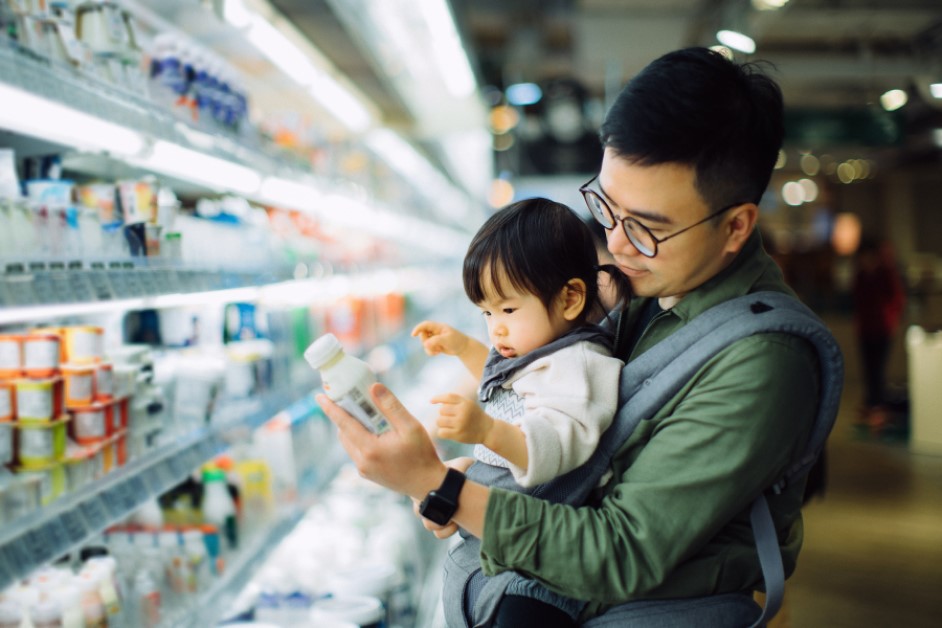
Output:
[
  {"xmin": 63, "ymin": 326, "xmax": 103, "ymax": 364},
  {"xmin": 13, "ymin": 461, "xmax": 68, "ymax": 506},
  {"xmin": 15, "ymin": 414, "xmax": 70, "ymax": 466},
  {"xmin": 15, "ymin": 377, "xmax": 63, "ymax": 421}
]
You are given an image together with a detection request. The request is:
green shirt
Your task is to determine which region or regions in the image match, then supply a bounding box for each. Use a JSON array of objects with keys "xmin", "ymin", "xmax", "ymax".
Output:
[{"xmin": 479, "ymin": 231, "xmax": 820, "ymax": 619}]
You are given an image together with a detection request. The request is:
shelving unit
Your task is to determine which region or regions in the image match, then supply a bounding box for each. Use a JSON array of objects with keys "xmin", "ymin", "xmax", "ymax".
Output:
[
  {"xmin": 0, "ymin": 386, "xmax": 321, "ymax": 592},
  {"xmin": 0, "ymin": 5, "xmax": 471, "ymax": 624}
]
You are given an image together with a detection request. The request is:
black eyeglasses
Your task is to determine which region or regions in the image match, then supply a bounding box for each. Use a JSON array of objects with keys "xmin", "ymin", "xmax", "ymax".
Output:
[{"xmin": 579, "ymin": 175, "xmax": 741, "ymax": 258}]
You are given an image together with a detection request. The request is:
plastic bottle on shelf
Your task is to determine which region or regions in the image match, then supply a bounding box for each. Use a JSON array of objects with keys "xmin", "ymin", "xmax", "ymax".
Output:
[
  {"xmin": 55, "ymin": 584, "xmax": 84, "ymax": 628},
  {"xmin": 28, "ymin": 599, "xmax": 63, "ymax": 628},
  {"xmin": 181, "ymin": 528, "xmax": 210, "ymax": 593},
  {"xmin": 304, "ymin": 333, "xmax": 390, "ymax": 435},
  {"xmin": 131, "ymin": 566, "xmax": 161, "ymax": 628},
  {"xmin": 76, "ymin": 572, "xmax": 107, "ymax": 628},
  {"xmin": 201, "ymin": 468, "xmax": 238, "ymax": 552},
  {"xmin": 0, "ymin": 601, "xmax": 22, "ymax": 628}
]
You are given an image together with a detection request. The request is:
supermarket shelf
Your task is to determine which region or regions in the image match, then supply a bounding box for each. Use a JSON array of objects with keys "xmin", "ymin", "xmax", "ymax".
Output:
[
  {"xmin": 0, "ymin": 387, "xmax": 318, "ymax": 591},
  {"xmin": 167, "ymin": 447, "xmax": 348, "ymax": 628},
  {"xmin": 0, "ymin": 262, "xmax": 285, "ymax": 324}
]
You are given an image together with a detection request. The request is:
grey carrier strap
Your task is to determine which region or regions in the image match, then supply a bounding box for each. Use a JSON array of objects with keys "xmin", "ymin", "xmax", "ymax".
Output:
[{"xmin": 451, "ymin": 291, "xmax": 843, "ymax": 628}]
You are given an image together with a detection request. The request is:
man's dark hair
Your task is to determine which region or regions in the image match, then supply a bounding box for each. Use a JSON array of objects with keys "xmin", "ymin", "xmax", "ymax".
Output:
[
  {"xmin": 599, "ymin": 47, "xmax": 784, "ymax": 211},
  {"xmin": 463, "ymin": 197, "xmax": 629, "ymax": 323}
]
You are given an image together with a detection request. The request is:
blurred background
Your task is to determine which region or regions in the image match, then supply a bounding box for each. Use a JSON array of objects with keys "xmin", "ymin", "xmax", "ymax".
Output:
[{"xmin": 1, "ymin": 0, "xmax": 940, "ymax": 626}]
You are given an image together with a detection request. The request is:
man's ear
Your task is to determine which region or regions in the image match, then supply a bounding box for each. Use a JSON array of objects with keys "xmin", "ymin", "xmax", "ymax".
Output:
[
  {"xmin": 723, "ymin": 203, "xmax": 759, "ymax": 254},
  {"xmin": 561, "ymin": 278, "xmax": 587, "ymax": 321}
]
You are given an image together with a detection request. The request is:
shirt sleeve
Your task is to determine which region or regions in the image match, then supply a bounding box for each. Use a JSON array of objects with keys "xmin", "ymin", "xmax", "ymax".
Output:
[
  {"xmin": 505, "ymin": 343, "xmax": 622, "ymax": 487},
  {"xmin": 479, "ymin": 333, "xmax": 818, "ymax": 603}
]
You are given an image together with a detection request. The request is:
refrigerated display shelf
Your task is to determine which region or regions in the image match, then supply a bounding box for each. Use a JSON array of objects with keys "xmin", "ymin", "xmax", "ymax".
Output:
[
  {"xmin": 0, "ymin": 386, "xmax": 319, "ymax": 591},
  {"xmin": 0, "ymin": 262, "xmax": 286, "ymax": 321},
  {"xmin": 162, "ymin": 448, "xmax": 348, "ymax": 628}
]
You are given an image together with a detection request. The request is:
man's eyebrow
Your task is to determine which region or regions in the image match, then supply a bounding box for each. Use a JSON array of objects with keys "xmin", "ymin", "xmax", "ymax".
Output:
[{"xmin": 598, "ymin": 180, "xmax": 674, "ymax": 225}]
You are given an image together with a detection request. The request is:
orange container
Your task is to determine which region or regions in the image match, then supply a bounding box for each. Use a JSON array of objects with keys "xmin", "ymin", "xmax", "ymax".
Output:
[
  {"xmin": 61, "ymin": 363, "xmax": 96, "ymax": 408},
  {"xmin": 15, "ymin": 377, "xmax": 63, "ymax": 422},
  {"xmin": 63, "ymin": 326, "xmax": 103, "ymax": 364},
  {"xmin": 114, "ymin": 397, "xmax": 129, "ymax": 431},
  {"xmin": 22, "ymin": 334, "xmax": 60, "ymax": 378},
  {"xmin": 114, "ymin": 429, "xmax": 128, "ymax": 466},
  {"xmin": 94, "ymin": 362, "xmax": 113, "ymax": 401},
  {"xmin": 0, "ymin": 381, "xmax": 14, "ymax": 422},
  {"xmin": 0, "ymin": 334, "xmax": 23, "ymax": 378},
  {"xmin": 29, "ymin": 327, "xmax": 66, "ymax": 362},
  {"xmin": 70, "ymin": 402, "xmax": 110, "ymax": 444}
]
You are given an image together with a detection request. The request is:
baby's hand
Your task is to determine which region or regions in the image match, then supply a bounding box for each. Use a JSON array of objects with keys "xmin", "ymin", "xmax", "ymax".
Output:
[
  {"xmin": 411, "ymin": 321, "xmax": 468, "ymax": 357},
  {"xmin": 432, "ymin": 393, "xmax": 492, "ymax": 445}
]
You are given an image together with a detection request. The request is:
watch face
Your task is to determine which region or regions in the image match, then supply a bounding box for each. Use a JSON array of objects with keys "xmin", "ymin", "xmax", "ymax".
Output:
[{"xmin": 420, "ymin": 491, "xmax": 457, "ymax": 526}]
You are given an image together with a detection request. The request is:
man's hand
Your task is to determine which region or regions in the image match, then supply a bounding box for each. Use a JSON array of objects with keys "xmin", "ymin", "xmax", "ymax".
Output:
[
  {"xmin": 411, "ymin": 320, "xmax": 469, "ymax": 357},
  {"xmin": 316, "ymin": 383, "xmax": 447, "ymax": 501},
  {"xmin": 432, "ymin": 393, "xmax": 493, "ymax": 445}
]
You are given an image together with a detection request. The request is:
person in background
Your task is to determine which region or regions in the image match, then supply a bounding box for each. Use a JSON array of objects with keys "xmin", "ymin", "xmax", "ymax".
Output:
[
  {"xmin": 411, "ymin": 197, "xmax": 629, "ymax": 626},
  {"xmin": 318, "ymin": 47, "xmax": 831, "ymax": 626},
  {"xmin": 852, "ymin": 237, "xmax": 906, "ymax": 431}
]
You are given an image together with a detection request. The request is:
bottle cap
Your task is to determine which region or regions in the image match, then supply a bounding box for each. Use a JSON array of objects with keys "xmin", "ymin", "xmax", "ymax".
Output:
[
  {"xmin": 304, "ymin": 333, "xmax": 343, "ymax": 369},
  {"xmin": 202, "ymin": 468, "xmax": 226, "ymax": 483}
]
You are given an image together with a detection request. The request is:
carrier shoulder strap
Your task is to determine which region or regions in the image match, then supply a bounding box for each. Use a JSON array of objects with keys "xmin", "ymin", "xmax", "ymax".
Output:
[{"xmin": 533, "ymin": 291, "xmax": 843, "ymax": 627}]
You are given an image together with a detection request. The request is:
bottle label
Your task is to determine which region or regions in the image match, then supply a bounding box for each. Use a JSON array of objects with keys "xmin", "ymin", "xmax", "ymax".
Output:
[{"xmin": 337, "ymin": 387, "xmax": 390, "ymax": 434}]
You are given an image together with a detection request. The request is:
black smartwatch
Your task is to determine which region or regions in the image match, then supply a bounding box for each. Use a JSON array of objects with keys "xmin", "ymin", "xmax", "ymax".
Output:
[{"xmin": 419, "ymin": 468, "xmax": 466, "ymax": 525}]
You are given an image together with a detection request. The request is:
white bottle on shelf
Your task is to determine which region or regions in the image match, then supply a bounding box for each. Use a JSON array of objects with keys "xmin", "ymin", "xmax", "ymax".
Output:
[
  {"xmin": 304, "ymin": 333, "xmax": 390, "ymax": 435},
  {"xmin": 201, "ymin": 468, "xmax": 238, "ymax": 552}
]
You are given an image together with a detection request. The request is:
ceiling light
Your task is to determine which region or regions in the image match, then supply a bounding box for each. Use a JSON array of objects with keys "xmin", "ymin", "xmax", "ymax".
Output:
[
  {"xmin": 0, "ymin": 84, "xmax": 145, "ymax": 157},
  {"xmin": 421, "ymin": 0, "xmax": 477, "ymax": 98},
  {"xmin": 308, "ymin": 74, "xmax": 372, "ymax": 133},
  {"xmin": 752, "ymin": 0, "xmax": 789, "ymax": 10},
  {"xmin": 716, "ymin": 30, "xmax": 756, "ymax": 54},
  {"xmin": 880, "ymin": 89, "xmax": 908, "ymax": 111},
  {"xmin": 781, "ymin": 181, "xmax": 804, "ymax": 206},
  {"xmin": 506, "ymin": 83, "xmax": 543, "ymax": 106},
  {"xmin": 798, "ymin": 178, "xmax": 818, "ymax": 202},
  {"xmin": 930, "ymin": 83, "xmax": 942, "ymax": 99}
]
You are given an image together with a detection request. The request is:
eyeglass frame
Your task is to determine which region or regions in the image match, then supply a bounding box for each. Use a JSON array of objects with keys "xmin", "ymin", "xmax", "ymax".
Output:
[{"xmin": 579, "ymin": 175, "xmax": 744, "ymax": 258}]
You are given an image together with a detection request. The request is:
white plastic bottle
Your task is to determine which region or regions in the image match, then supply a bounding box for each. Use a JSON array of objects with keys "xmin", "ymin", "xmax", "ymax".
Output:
[
  {"xmin": 201, "ymin": 468, "xmax": 238, "ymax": 552},
  {"xmin": 304, "ymin": 333, "xmax": 390, "ymax": 435}
]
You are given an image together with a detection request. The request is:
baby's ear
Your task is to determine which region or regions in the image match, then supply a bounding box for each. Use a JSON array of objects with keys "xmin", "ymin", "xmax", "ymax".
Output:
[{"xmin": 561, "ymin": 279, "xmax": 587, "ymax": 321}]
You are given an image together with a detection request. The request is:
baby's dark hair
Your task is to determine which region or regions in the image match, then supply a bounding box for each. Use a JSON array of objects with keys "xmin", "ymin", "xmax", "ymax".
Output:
[{"xmin": 463, "ymin": 197, "xmax": 630, "ymax": 323}]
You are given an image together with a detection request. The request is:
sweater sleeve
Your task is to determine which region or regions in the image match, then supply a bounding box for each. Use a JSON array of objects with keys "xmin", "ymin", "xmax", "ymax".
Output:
[
  {"xmin": 504, "ymin": 343, "xmax": 622, "ymax": 487},
  {"xmin": 479, "ymin": 333, "xmax": 818, "ymax": 603}
]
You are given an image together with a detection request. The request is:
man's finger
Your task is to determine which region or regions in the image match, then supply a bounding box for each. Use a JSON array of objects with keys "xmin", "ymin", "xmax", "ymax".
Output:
[
  {"xmin": 368, "ymin": 383, "xmax": 414, "ymax": 431},
  {"xmin": 316, "ymin": 393, "xmax": 373, "ymax": 443}
]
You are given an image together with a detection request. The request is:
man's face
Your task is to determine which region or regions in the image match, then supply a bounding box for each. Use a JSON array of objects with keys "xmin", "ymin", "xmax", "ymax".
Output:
[{"xmin": 598, "ymin": 148, "xmax": 741, "ymax": 309}]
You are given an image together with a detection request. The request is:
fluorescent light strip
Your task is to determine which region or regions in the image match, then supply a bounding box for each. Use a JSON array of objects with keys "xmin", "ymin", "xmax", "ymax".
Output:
[
  {"xmin": 716, "ymin": 29, "xmax": 756, "ymax": 54},
  {"xmin": 308, "ymin": 74, "xmax": 372, "ymax": 133},
  {"xmin": 245, "ymin": 15, "xmax": 318, "ymax": 85},
  {"xmin": 0, "ymin": 84, "xmax": 146, "ymax": 156},
  {"xmin": 136, "ymin": 140, "xmax": 262, "ymax": 195},
  {"xmin": 421, "ymin": 0, "xmax": 476, "ymax": 98}
]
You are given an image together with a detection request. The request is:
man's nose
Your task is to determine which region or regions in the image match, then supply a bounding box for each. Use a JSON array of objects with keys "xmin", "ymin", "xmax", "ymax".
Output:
[{"xmin": 608, "ymin": 224, "xmax": 642, "ymax": 257}]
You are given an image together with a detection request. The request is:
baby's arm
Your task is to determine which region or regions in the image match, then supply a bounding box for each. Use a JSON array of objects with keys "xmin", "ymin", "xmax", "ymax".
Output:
[
  {"xmin": 412, "ymin": 320, "xmax": 489, "ymax": 379},
  {"xmin": 432, "ymin": 393, "xmax": 528, "ymax": 471}
]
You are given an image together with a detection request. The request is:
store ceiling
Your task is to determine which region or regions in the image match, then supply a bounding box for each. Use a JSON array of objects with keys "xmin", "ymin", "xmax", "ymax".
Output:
[{"xmin": 270, "ymin": 0, "xmax": 942, "ymax": 172}]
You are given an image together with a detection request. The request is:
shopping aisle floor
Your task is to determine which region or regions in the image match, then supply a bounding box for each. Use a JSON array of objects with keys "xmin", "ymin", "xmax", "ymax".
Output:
[{"xmin": 782, "ymin": 315, "xmax": 942, "ymax": 627}]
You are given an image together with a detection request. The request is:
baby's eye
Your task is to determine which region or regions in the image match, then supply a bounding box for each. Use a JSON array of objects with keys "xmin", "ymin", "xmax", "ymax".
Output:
[
  {"xmin": 481, "ymin": 310, "xmax": 491, "ymax": 317},
  {"xmin": 502, "ymin": 308, "xmax": 516, "ymax": 314}
]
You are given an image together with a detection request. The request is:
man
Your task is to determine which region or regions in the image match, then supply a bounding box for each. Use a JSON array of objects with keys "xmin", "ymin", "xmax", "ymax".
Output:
[{"xmin": 318, "ymin": 48, "xmax": 824, "ymax": 626}]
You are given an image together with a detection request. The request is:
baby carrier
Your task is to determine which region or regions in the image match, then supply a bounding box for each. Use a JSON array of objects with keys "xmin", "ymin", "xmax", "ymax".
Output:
[{"xmin": 443, "ymin": 291, "xmax": 844, "ymax": 628}]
